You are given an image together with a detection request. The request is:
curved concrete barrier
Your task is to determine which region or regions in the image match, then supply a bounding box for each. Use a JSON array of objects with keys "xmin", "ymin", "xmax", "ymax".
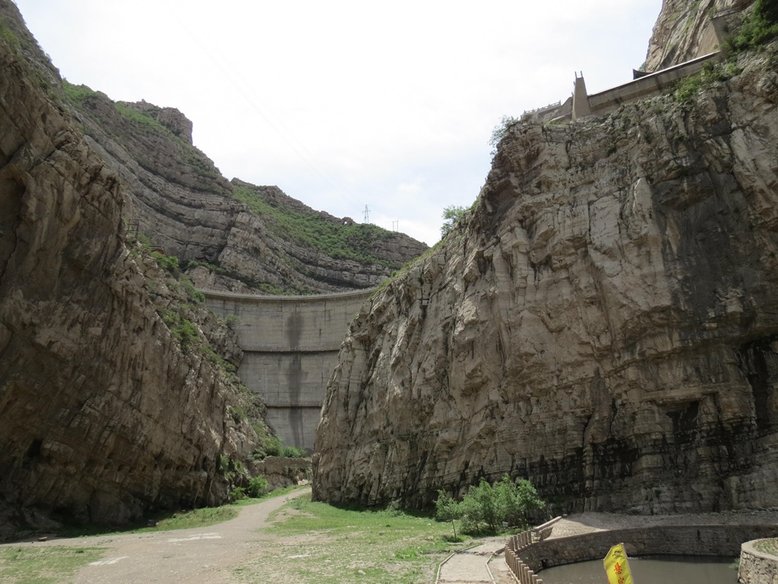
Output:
[
  {"xmin": 204, "ymin": 288, "xmax": 374, "ymax": 450},
  {"xmin": 506, "ymin": 525, "xmax": 778, "ymax": 581}
]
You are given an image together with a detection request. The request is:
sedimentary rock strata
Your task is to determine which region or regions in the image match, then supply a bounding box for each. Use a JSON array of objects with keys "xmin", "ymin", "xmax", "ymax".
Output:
[
  {"xmin": 314, "ymin": 42, "xmax": 778, "ymax": 512},
  {"xmin": 0, "ymin": 1, "xmax": 260, "ymax": 534}
]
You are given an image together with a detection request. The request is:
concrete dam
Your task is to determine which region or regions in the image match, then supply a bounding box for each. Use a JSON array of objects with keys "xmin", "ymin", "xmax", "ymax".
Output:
[{"xmin": 204, "ymin": 288, "xmax": 373, "ymax": 450}]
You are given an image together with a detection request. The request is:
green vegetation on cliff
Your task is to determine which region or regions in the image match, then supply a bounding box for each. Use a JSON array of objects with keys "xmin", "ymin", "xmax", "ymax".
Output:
[
  {"xmin": 233, "ymin": 184, "xmax": 396, "ymax": 267},
  {"xmin": 729, "ymin": 0, "xmax": 778, "ymax": 51}
]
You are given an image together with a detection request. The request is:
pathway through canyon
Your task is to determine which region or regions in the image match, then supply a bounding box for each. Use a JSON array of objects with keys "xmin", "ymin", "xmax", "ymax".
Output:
[{"xmin": 4, "ymin": 488, "xmax": 310, "ymax": 584}]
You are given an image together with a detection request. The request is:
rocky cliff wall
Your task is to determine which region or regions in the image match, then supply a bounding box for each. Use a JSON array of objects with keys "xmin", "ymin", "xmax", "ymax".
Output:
[
  {"xmin": 644, "ymin": 0, "xmax": 753, "ymax": 71},
  {"xmin": 314, "ymin": 44, "xmax": 778, "ymax": 513},
  {"xmin": 0, "ymin": 1, "xmax": 262, "ymax": 535}
]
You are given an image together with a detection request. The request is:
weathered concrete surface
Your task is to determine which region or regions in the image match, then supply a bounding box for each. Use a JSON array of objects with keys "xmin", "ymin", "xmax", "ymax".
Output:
[{"xmin": 205, "ymin": 289, "xmax": 373, "ymax": 450}]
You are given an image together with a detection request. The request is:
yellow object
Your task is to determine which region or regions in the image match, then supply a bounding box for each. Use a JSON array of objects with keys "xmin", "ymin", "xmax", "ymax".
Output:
[{"xmin": 603, "ymin": 543, "xmax": 634, "ymax": 584}]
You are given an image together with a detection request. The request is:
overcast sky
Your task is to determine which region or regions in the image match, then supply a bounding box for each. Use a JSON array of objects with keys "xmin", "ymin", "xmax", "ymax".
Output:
[{"xmin": 15, "ymin": 0, "xmax": 661, "ymax": 245}]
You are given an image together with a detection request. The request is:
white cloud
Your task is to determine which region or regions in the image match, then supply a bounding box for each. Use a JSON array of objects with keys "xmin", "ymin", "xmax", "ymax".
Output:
[{"xmin": 15, "ymin": 0, "xmax": 662, "ymax": 245}]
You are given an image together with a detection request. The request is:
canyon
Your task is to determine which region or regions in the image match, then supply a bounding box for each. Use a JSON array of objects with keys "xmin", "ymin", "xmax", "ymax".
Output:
[
  {"xmin": 1, "ymin": 0, "xmax": 777, "ymax": 541},
  {"xmin": 0, "ymin": 0, "xmax": 423, "ymax": 535},
  {"xmin": 314, "ymin": 0, "xmax": 778, "ymax": 513}
]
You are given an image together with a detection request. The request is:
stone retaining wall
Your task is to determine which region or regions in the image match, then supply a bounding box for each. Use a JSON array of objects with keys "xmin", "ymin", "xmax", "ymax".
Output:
[
  {"xmin": 506, "ymin": 525, "xmax": 778, "ymax": 581},
  {"xmin": 738, "ymin": 539, "xmax": 778, "ymax": 584}
]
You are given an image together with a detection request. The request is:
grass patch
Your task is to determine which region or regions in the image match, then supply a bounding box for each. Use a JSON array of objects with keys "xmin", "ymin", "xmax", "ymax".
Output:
[
  {"xmin": 150, "ymin": 506, "xmax": 238, "ymax": 531},
  {"xmin": 0, "ymin": 546, "xmax": 105, "ymax": 583},
  {"xmin": 62, "ymin": 81, "xmax": 98, "ymax": 105},
  {"xmin": 674, "ymin": 61, "xmax": 739, "ymax": 104},
  {"xmin": 233, "ymin": 494, "xmax": 471, "ymax": 584},
  {"xmin": 232, "ymin": 185, "xmax": 397, "ymax": 267},
  {"xmin": 755, "ymin": 538, "xmax": 778, "ymax": 556},
  {"xmin": 59, "ymin": 486, "xmax": 307, "ymax": 538}
]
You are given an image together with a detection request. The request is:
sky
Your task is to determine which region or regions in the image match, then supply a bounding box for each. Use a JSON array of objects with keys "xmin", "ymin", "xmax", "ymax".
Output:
[{"xmin": 14, "ymin": 0, "xmax": 662, "ymax": 245}]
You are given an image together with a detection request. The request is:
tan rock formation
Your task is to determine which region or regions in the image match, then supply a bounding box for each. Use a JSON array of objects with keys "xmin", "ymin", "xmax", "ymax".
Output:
[
  {"xmin": 65, "ymin": 88, "xmax": 427, "ymax": 295},
  {"xmin": 314, "ymin": 44, "xmax": 778, "ymax": 513},
  {"xmin": 643, "ymin": 0, "xmax": 753, "ymax": 71},
  {"xmin": 0, "ymin": 1, "xmax": 261, "ymax": 534}
]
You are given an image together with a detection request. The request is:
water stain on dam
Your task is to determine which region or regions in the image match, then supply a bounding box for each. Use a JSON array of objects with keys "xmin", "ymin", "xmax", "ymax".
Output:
[{"xmin": 286, "ymin": 310, "xmax": 304, "ymax": 448}]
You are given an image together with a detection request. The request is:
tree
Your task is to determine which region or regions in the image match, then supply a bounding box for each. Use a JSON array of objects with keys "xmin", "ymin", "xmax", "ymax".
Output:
[
  {"xmin": 441, "ymin": 205, "xmax": 467, "ymax": 237},
  {"xmin": 435, "ymin": 490, "xmax": 461, "ymax": 539},
  {"xmin": 489, "ymin": 115, "xmax": 519, "ymax": 156},
  {"xmin": 434, "ymin": 476, "xmax": 546, "ymax": 535}
]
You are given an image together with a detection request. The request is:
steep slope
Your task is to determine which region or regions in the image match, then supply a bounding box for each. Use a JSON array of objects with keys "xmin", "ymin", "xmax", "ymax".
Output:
[
  {"xmin": 0, "ymin": 1, "xmax": 265, "ymax": 535},
  {"xmin": 314, "ymin": 40, "xmax": 778, "ymax": 512},
  {"xmin": 644, "ymin": 0, "xmax": 752, "ymax": 70},
  {"xmin": 63, "ymin": 83, "xmax": 427, "ymax": 294}
]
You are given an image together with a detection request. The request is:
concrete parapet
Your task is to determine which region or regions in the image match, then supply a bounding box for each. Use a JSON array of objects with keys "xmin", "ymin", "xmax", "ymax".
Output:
[
  {"xmin": 508, "ymin": 525, "xmax": 778, "ymax": 576},
  {"xmin": 204, "ymin": 288, "xmax": 372, "ymax": 352},
  {"xmin": 585, "ymin": 52, "xmax": 721, "ymax": 118},
  {"xmin": 203, "ymin": 288, "xmax": 373, "ymax": 450},
  {"xmin": 738, "ymin": 539, "xmax": 778, "ymax": 584}
]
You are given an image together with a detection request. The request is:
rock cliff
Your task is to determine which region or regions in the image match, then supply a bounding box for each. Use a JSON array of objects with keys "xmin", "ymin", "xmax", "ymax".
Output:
[
  {"xmin": 0, "ymin": 1, "xmax": 265, "ymax": 535},
  {"xmin": 644, "ymin": 0, "xmax": 753, "ymax": 71},
  {"xmin": 314, "ymin": 38, "xmax": 778, "ymax": 512},
  {"xmin": 64, "ymin": 84, "xmax": 427, "ymax": 295}
]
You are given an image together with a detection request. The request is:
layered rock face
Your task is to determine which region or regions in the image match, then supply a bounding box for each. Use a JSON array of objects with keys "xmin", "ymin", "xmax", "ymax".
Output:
[
  {"xmin": 644, "ymin": 0, "xmax": 753, "ymax": 71},
  {"xmin": 66, "ymin": 87, "xmax": 426, "ymax": 294},
  {"xmin": 0, "ymin": 2, "xmax": 259, "ymax": 533},
  {"xmin": 314, "ymin": 45, "xmax": 778, "ymax": 512}
]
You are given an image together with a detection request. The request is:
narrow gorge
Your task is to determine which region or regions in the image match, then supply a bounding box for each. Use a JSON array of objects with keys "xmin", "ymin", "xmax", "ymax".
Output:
[{"xmin": 0, "ymin": 0, "xmax": 424, "ymax": 535}]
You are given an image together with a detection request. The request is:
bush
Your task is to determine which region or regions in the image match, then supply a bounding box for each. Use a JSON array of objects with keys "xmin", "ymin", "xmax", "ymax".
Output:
[
  {"xmin": 440, "ymin": 205, "xmax": 468, "ymax": 237},
  {"xmin": 494, "ymin": 476, "xmax": 545, "ymax": 528},
  {"xmin": 246, "ymin": 475, "xmax": 269, "ymax": 498},
  {"xmin": 258, "ymin": 434, "xmax": 307, "ymax": 459},
  {"xmin": 489, "ymin": 115, "xmax": 519, "ymax": 156},
  {"xmin": 434, "ymin": 475, "xmax": 546, "ymax": 535},
  {"xmin": 728, "ymin": 0, "xmax": 778, "ymax": 52}
]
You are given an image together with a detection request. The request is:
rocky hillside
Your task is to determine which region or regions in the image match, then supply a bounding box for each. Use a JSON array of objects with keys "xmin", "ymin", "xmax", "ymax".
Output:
[
  {"xmin": 314, "ymin": 17, "xmax": 778, "ymax": 512},
  {"xmin": 0, "ymin": 1, "xmax": 270, "ymax": 535},
  {"xmin": 63, "ymin": 83, "xmax": 426, "ymax": 295}
]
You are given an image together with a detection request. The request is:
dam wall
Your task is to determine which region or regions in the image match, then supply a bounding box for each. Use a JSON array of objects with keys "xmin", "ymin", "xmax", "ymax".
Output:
[{"xmin": 204, "ymin": 288, "xmax": 373, "ymax": 450}]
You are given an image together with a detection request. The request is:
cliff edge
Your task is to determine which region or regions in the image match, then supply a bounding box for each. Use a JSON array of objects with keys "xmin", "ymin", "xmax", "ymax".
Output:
[{"xmin": 314, "ymin": 14, "xmax": 778, "ymax": 512}]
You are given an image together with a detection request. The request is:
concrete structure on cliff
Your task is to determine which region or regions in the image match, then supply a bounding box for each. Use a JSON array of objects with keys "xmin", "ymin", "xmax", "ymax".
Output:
[
  {"xmin": 204, "ymin": 288, "xmax": 373, "ymax": 450},
  {"xmin": 523, "ymin": 5, "xmax": 746, "ymax": 124}
]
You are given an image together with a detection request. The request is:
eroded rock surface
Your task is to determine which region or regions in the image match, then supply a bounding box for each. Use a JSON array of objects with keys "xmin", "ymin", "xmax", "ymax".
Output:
[
  {"xmin": 314, "ymin": 44, "xmax": 778, "ymax": 513},
  {"xmin": 0, "ymin": 1, "xmax": 261, "ymax": 534},
  {"xmin": 644, "ymin": 0, "xmax": 752, "ymax": 71},
  {"xmin": 65, "ymin": 87, "xmax": 426, "ymax": 294}
]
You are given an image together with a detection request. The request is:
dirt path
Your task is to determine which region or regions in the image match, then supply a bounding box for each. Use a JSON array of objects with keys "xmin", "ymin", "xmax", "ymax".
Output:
[{"xmin": 3, "ymin": 487, "xmax": 309, "ymax": 584}]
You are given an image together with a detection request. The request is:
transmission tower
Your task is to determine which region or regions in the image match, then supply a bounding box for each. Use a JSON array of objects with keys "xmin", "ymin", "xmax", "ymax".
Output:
[{"xmin": 363, "ymin": 205, "xmax": 370, "ymax": 223}]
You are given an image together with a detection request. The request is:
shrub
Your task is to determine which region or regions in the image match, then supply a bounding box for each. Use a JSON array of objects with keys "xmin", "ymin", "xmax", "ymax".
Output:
[
  {"xmin": 150, "ymin": 250, "xmax": 180, "ymax": 276},
  {"xmin": 494, "ymin": 476, "xmax": 546, "ymax": 528},
  {"xmin": 257, "ymin": 434, "xmax": 307, "ymax": 459},
  {"xmin": 440, "ymin": 205, "xmax": 468, "ymax": 237},
  {"xmin": 434, "ymin": 476, "xmax": 546, "ymax": 535},
  {"xmin": 489, "ymin": 115, "xmax": 519, "ymax": 156},
  {"xmin": 728, "ymin": 0, "xmax": 778, "ymax": 52},
  {"xmin": 246, "ymin": 475, "xmax": 269, "ymax": 498}
]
